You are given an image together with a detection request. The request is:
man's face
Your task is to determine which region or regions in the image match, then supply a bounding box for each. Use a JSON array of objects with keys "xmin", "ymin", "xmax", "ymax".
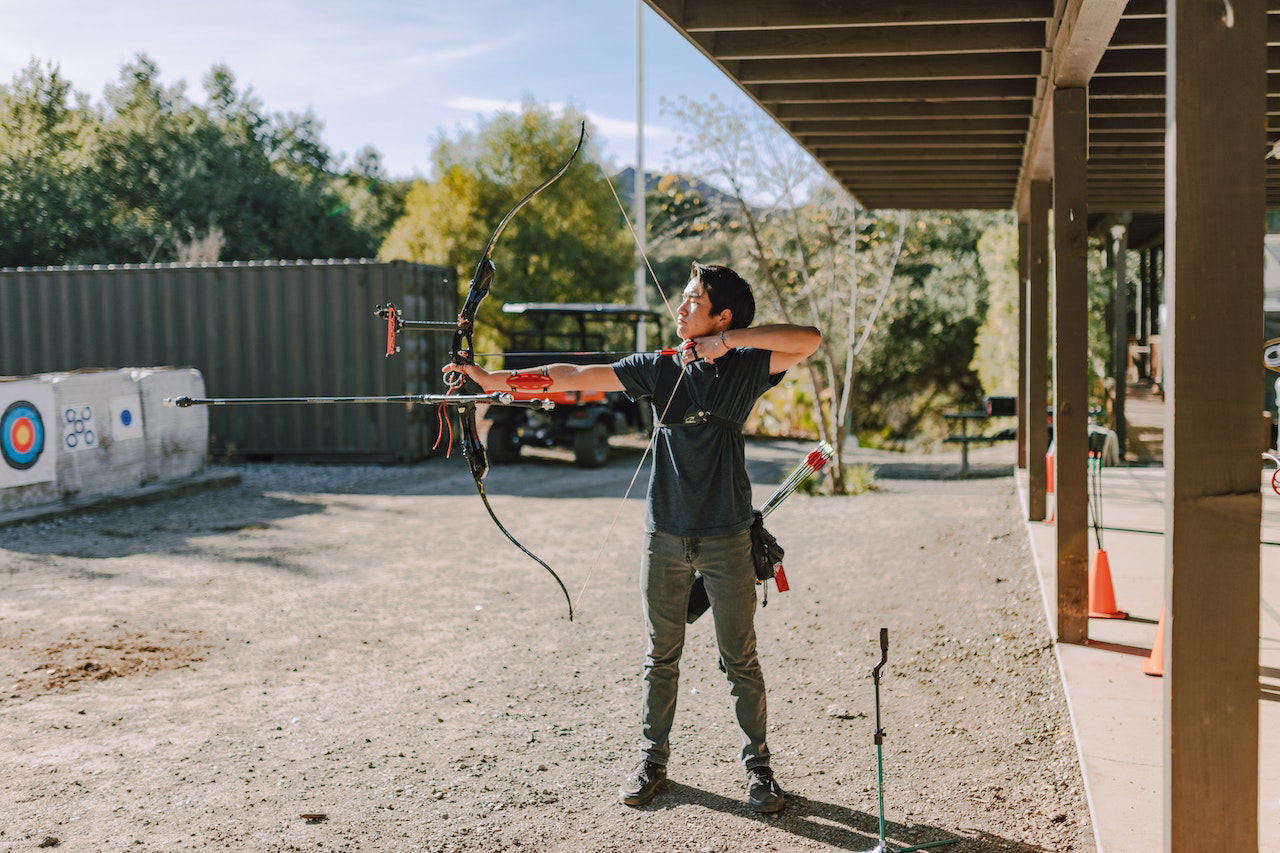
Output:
[{"xmin": 676, "ymin": 278, "xmax": 730, "ymax": 340}]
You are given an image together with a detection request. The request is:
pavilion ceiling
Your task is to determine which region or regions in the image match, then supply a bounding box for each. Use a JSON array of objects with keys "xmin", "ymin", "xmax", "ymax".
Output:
[{"xmin": 643, "ymin": 0, "xmax": 1280, "ymax": 213}]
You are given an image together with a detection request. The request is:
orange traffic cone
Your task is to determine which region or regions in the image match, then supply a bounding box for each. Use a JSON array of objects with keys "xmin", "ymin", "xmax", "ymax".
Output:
[
  {"xmin": 1088, "ymin": 549, "xmax": 1127, "ymax": 618},
  {"xmin": 1142, "ymin": 605, "xmax": 1166, "ymax": 677},
  {"xmin": 1042, "ymin": 451, "xmax": 1055, "ymax": 524}
]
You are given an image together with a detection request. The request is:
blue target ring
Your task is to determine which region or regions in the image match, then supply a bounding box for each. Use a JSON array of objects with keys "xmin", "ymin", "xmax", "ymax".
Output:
[
  {"xmin": 2, "ymin": 400, "xmax": 46, "ymax": 470},
  {"xmin": 120, "ymin": 409, "xmax": 133, "ymax": 428}
]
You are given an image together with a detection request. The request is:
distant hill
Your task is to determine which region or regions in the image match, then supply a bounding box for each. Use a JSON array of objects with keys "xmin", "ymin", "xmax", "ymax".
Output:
[
  {"xmin": 612, "ymin": 168, "xmax": 743, "ymax": 217},
  {"xmin": 611, "ymin": 168, "xmax": 753, "ymax": 241}
]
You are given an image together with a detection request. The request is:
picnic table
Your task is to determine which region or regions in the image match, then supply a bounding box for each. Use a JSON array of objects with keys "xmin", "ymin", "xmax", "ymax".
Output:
[{"xmin": 943, "ymin": 410, "xmax": 1012, "ymax": 478}]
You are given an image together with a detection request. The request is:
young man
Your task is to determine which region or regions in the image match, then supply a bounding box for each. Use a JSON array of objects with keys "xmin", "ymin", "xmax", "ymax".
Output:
[{"xmin": 446, "ymin": 262, "xmax": 821, "ymax": 813}]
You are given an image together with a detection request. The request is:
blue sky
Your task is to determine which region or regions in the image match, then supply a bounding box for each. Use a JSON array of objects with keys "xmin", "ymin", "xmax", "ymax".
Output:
[{"xmin": 0, "ymin": 0, "xmax": 758, "ymax": 179}]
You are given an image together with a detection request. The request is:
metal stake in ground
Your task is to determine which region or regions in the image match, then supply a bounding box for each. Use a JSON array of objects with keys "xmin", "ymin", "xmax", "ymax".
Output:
[{"xmin": 855, "ymin": 628, "xmax": 958, "ymax": 853}]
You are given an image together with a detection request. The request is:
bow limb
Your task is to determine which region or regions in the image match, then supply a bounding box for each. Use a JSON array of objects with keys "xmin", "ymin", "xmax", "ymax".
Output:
[
  {"xmin": 473, "ymin": 477, "xmax": 574, "ymax": 620},
  {"xmin": 449, "ymin": 121, "xmax": 587, "ymax": 621}
]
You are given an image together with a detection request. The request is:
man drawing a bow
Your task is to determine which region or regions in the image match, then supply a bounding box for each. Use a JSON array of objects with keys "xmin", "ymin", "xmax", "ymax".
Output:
[{"xmin": 446, "ymin": 261, "xmax": 822, "ymax": 813}]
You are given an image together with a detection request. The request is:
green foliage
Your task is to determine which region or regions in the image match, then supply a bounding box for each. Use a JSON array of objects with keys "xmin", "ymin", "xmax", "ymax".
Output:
[
  {"xmin": 841, "ymin": 463, "xmax": 879, "ymax": 495},
  {"xmin": 0, "ymin": 61, "xmax": 105, "ymax": 265},
  {"xmin": 971, "ymin": 219, "xmax": 1021, "ymax": 399},
  {"xmin": 0, "ymin": 55, "xmax": 401, "ymax": 267},
  {"xmin": 1087, "ymin": 244, "xmax": 1116, "ymax": 413},
  {"xmin": 660, "ymin": 94, "xmax": 1017, "ymax": 468},
  {"xmin": 745, "ymin": 375, "xmax": 821, "ymax": 437},
  {"xmin": 380, "ymin": 103, "xmax": 635, "ymax": 343}
]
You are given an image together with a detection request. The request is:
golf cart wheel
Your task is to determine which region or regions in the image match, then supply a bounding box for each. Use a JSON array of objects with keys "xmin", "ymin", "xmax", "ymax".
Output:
[
  {"xmin": 573, "ymin": 422, "xmax": 610, "ymax": 468},
  {"xmin": 487, "ymin": 420, "xmax": 522, "ymax": 464}
]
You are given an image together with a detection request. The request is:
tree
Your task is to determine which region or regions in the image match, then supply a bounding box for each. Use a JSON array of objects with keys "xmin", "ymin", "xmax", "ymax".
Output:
[
  {"xmin": 328, "ymin": 147, "xmax": 409, "ymax": 243},
  {"xmin": 971, "ymin": 220, "xmax": 1021, "ymax": 398},
  {"xmin": 662, "ymin": 96, "xmax": 1007, "ymax": 485},
  {"xmin": 380, "ymin": 103, "xmax": 634, "ymax": 344},
  {"xmin": 0, "ymin": 60, "xmax": 105, "ymax": 266},
  {"xmin": 0, "ymin": 55, "xmax": 395, "ymax": 266}
]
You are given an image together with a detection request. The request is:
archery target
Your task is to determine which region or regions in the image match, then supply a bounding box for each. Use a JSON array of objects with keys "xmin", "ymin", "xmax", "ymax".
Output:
[
  {"xmin": 1266, "ymin": 337, "xmax": 1280, "ymax": 373},
  {"xmin": 3, "ymin": 401, "xmax": 44, "ymax": 469},
  {"xmin": 110, "ymin": 394, "xmax": 144, "ymax": 441},
  {"xmin": 0, "ymin": 381, "xmax": 55, "ymax": 487},
  {"xmin": 62, "ymin": 403, "xmax": 98, "ymax": 451}
]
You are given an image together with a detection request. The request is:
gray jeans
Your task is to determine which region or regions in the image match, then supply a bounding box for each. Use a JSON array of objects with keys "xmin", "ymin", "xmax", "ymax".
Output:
[{"xmin": 638, "ymin": 529, "xmax": 770, "ymax": 770}]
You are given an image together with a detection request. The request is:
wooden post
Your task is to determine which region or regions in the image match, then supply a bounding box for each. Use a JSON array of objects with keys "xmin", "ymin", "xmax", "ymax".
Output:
[
  {"xmin": 1139, "ymin": 248, "xmax": 1151, "ymax": 371},
  {"xmin": 1111, "ymin": 222, "xmax": 1128, "ymax": 457},
  {"xmin": 1053, "ymin": 86, "xmax": 1089, "ymax": 645},
  {"xmin": 1017, "ymin": 216, "xmax": 1029, "ymax": 469},
  {"xmin": 1025, "ymin": 181, "xmax": 1051, "ymax": 521},
  {"xmin": 1164, "ymin": 0, "xmax": 1263, "ymax": 848}
]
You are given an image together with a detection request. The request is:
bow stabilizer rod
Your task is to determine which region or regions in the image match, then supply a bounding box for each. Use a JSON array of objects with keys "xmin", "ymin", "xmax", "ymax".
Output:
[{"xmin": 165, "ymin": 393, "xmax": 555, "ymax": 409}]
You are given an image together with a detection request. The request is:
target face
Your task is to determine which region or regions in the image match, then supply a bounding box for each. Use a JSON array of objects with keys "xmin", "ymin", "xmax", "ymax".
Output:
[
  {"xmin": 111, "ymin": 394, "xmax": 144, "ymax": 441},
  {"xmin": 2, "ymin": 401, "xmax": 45, "ymax": 470},
  {"xmin": 62, "ymin": 404, "xmax": 97, "ymax": 451},
  {"xmin": 1266, "ymin": 337, "xmax": 1280, "ymax": 373},
  {"xmin": 0, "ymin": 381, "xmax": 55, "ymax": 488}
]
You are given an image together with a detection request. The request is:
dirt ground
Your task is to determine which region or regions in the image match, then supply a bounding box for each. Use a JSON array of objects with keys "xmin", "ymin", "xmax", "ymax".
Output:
[{"xmin": 0, "ymin": 438, "xmax": 1093, "ymax": 852}]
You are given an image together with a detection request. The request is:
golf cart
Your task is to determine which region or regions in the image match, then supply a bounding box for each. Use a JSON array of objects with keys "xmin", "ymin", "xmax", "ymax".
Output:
[{"xmin": 485, "ymin": 302, "xmax": 663, "ymax": 467}]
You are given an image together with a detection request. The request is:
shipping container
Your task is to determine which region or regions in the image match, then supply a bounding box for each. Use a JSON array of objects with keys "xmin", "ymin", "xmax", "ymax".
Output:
[{"xmin": 0, "ymin": 260, "xmax": 455, "ymax": 462}]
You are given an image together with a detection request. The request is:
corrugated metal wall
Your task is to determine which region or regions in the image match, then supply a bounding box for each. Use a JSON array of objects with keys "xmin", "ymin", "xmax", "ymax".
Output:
[{"xmin": 0, "ymin": 260, "xmax": 456, "ymax": 462}]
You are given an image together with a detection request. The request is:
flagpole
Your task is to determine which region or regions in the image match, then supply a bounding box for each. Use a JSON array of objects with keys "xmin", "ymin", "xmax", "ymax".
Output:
[{"xmin": 634, "ymin": 0, "xmax": 648, "ymax": 350}]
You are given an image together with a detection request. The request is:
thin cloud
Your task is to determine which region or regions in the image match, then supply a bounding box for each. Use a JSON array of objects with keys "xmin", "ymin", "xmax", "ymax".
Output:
[{"xmin": 441, "ymin": 97, "xmax": 679, "ymax": 170}]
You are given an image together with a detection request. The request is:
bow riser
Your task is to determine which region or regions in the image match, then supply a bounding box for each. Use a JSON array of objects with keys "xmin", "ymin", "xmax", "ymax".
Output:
[{"xmin": 442, "ymin": 123, "xmax": 587, "ymax": 622}]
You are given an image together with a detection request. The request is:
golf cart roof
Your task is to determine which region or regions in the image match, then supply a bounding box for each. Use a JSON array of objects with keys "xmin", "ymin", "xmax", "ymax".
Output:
[{"xmin": 501, "ymin": 302, "xmax": 664, "ymax": 320}]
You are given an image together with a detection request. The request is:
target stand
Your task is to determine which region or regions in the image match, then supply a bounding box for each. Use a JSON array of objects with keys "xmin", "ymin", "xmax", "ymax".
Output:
[{"xmin": 842, "ymin": 629, "xmax": 960, "ymax": 853}]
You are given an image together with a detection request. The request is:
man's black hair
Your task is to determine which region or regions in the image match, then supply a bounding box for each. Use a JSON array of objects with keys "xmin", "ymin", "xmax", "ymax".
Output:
[{"xmin": 691, "ymin": 262, "xmax": 755, "ymax": 330}]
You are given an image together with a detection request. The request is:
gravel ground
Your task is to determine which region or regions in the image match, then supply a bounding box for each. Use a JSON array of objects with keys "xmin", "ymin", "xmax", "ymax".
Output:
[{"xmin": 0, "ymin": 438, "xmax": 1092, "ymax": 852}]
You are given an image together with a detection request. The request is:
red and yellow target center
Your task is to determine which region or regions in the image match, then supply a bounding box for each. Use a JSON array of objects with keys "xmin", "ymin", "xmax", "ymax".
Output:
[{"xmin": 9, "ymin": 419, "xmax": 34, "ymax": 453}]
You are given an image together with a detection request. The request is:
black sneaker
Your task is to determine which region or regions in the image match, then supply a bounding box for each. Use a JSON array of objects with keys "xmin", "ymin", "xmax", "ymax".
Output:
[
  {"xmin": 619, "ymin": 759, "xmax": 667, "ymax": 807},
  {"xmin": 746, "ymin": 766, "xmax": 785, "ymax": 813}
]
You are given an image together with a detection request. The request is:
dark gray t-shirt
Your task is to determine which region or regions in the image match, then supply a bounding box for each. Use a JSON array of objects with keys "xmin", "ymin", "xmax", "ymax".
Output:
[{"xmin": 612, "ymin": 347, "xmax": 783, "ymax": 537}]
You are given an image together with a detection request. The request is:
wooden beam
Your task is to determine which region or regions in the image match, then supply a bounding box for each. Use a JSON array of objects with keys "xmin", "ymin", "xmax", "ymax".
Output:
[
  {"xmin": 709, "ymin": 22, "xmax": 1048, "ymax": 60},
  {"xmin": 1090, "ymin": 97, "xmax": 1165, "ymax": 114},
  {"xmin": 1163, "ymin": 0, "xmax": 1264, "ymax": 848},
  {"xmin": 1091, "ymin": 114, "xmax": 1165, "ymax": 130},
  {"xmin": 1026, "ymin": 179, "xmax": 1051, "ymax": 519},
  {"xmin": 1089, "ymin": 75, "xmax": 1166, "ymax": 97},
  {"xmin": 830, "ymin": 168, "xmax": 1021, "ymax": 178},
  {"xmin": 1095, "ymin": 47, "xmax": 1172, "ymax": 75},
  {"xmin": 1088, "ymin": 131, "xmax": 1165, "ymax": 144},
  {"xmin": 832, "ymin": 179, "xmax": 1019, "ymax": 189},
  {"xmin": 788, "ymin": 117, "xmax": 1030, "ymax": 134},
  {"xmin": 853, "ymin": 192, "xmax": 1011, "ymax": 203},
  {"xmin": 1088, "ymin": 157, "xmax": 1165, "ymax": 168},
  {"xmin": 829, "ymin": 160, "xmax": 1018, "ymax": 170},
  {"xmin": 1100, "ymin": 42, "xmax": 1280, "ymax": 75},
  {"xmin": 774, "ymin": 100, "xmax": 1033, "ymax": 120},
  {"xmin": 1016, "ymin": 0, "xmax": 1130, "ymax": 201},
  {"xmin": 1109, "ymin": 16, "xmax": 1169, "ymax": 47},
  {"xmin": 751, "ymin": 78, "xmax": 1038, "ymax": 103},
  {"xmin": 794, "ymin": 133, "xmax": 1028, "ymax": 147},
  {"xmin": 810, "ymin": 144, "xmax": 1025, "ymax": 156},
  {"xmin": 1052, "ymin": 86, "xmax": 1089, "ymax": 645},
  {"xmin": 735, "ymin": 52, "xmax": 1043, "ymax": 84},
  {"xmin": 665, "ymin": 0, "xmax": 1055, "ymax": 31}
]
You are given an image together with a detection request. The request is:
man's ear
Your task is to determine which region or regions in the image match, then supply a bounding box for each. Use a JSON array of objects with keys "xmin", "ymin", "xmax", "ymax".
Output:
[{"xmin": 716, "ymin": 308, "xmax": 733, "ymax": 330}]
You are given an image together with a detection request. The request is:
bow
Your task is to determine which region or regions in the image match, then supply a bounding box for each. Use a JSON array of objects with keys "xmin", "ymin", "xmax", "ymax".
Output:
[{"xmin": 442, "ymin": 121, "xmax": 587, "ymax": 622}]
